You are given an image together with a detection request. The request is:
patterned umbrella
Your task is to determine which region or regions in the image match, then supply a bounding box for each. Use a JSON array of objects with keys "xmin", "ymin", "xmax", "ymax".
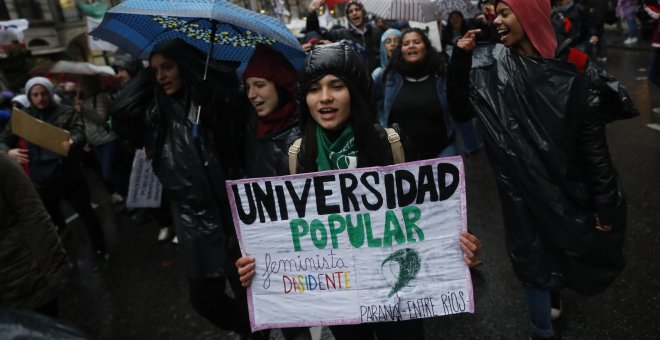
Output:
[
  {"xmin": 363, "ymin": 0, "xmax": 439, "ymax": 22},
  {"xmin": 89, "ymin": 0, "xmax": 305, "ymax": 67}
]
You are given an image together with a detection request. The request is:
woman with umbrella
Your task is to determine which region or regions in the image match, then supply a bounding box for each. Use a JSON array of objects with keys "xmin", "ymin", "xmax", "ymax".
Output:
[
  {"xmin": 109, "ymin": 39, "xmax": 257, "ymax": 338},
  {"xmin": 236, "ymin": 41, "xmax": 482, "ymax": 340},
  {"xmin": 448, "ymin": 0, "xmax": 636, "ymax": 338}
]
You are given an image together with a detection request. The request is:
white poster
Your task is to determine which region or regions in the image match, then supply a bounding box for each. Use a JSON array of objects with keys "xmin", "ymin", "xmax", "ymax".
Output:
[
  {"xmin": 86, "ymin": 16, "xmax": 118, "ymax": 52},
  {"xmin": 227, "ymin": 157, "xmax": 474, "ymax": 331},
  {"xmin": 126, "ymin": 149, "xmax": 162, "ymax": 208}
]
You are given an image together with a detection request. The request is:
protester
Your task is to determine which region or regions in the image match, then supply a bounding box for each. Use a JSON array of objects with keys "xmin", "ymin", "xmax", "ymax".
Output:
[
  {"xmin": 473, "ymin": 0, "xmax": 500, "ymax": 43},
  {"xmin": 583, "ymin": 0, "xmax": 612, "ymax": 62},
  {"xmin": 75, "ymin": 75, "xmax": 123, "ymax": 204},
  {"xmin": 0, "ymin": 153, "xmax": 72, "ymax": 317},
  {"xmin": 110, "ymin": 54, "xmax": 175, "ymax": 242},
  {"xmin": 442, "ymin": 11, "xmax": 470, "ymax": 52},
  {"xmin": 236, "ymin": 41, "xmax": 482, "ymax": 340},
  {"xmin": 551, "ymin": 0, "xmax": 598, "ymax": 51},
  {"xmin": 240, "ymin": 43, "xmax": 311, "ymax": 340},
  {"xmin": 644, "ymin": 1, "xmax": 660, "ymax": 115},
  {"xmin": 448, "ymin": 0, "xmax": 637, "ymax": 338},
  {"xmin": 305, "ymin": 0, "xmax": 383, "ymax": 72},
  {"xmin": 617, "ymin": 0, "xmax": 639, "ymax": 44},
  {"xmin": 372, "ymin": 28, "xmax": 401, "ymax": 81},
  {"xmin": 108, "ymin": 39, "xmax": 258, "ymax": 338},
  {"xmin": 243, "ymin": 44, "xmax": 300, "ymax": 178},
  {"xmin": 0, "ymin": 77, "xmax": 110, "ymax": 273},
  {"xmin": 375, "ymin": 28, "xmax": 482, "ymax": 159}
]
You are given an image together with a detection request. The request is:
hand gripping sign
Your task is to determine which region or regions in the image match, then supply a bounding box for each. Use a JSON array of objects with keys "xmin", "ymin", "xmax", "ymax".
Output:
[{"xmin": 226, "ymin": 157, "xmax": 474, "ymax": 332}]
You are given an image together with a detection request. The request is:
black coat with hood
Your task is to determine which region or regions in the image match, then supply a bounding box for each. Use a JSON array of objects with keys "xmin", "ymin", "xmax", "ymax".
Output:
[
  {"xmin": 109, "ymin": 40, "xmax": 247, "ymax": 279},
  {"xmin": 447, "ymin": 43, "xmax": 638, "ymax": 295}
]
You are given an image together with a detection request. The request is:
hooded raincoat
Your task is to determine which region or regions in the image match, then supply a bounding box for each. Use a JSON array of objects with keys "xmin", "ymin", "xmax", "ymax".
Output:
[{"xmin": 447, "ymin": 0, "xmax": 638, "ymax": 295}]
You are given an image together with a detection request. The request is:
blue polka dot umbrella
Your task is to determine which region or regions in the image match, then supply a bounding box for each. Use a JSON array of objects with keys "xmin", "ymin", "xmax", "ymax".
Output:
[{"xmin": 89, "ymin": 0, "xmax": 305, "ymax": 68}]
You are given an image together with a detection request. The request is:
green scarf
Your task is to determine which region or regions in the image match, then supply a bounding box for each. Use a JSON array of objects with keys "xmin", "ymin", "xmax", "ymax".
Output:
[{"xmin": 316, "ymin": 124, "xmax": 358, "ymax": 171}]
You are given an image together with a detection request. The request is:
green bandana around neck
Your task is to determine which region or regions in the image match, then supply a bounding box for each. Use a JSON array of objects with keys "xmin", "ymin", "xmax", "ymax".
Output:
[{"xmin": 315, "ymin": 123, "xmax": 358, "ymax": 171}]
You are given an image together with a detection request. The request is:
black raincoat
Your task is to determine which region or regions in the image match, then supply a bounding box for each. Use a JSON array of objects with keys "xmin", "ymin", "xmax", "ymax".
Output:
[
  {"xmin": 143, "ymin": 92, "xmax": 239, "ymax": 279},
  {"xmin": 447, "ymin": 44, "xmax": 638, "ymax": 295}
]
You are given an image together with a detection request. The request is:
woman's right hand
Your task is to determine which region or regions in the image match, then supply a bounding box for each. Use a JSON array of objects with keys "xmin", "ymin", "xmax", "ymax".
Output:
[
  {"xmin": 236, "ymin": 256, "xmax": 256, "ymax": 288},
  {"xmin": 8, "ymin": 148, "xmax": 28, "ymax": 164},
  {"xmin": 456, "ymin": 29, "xmax": 481, "ymax": 52}
]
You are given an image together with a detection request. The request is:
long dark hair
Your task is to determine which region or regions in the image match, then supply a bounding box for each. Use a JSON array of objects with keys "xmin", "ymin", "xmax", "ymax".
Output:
[
  {"xmin": 298, "ymin": 74, "xmax": 387, "ymax": 171},
  {"xmin": 110, "ymin": 39, "xmax": 247, "ymax": 170},
  {"xmin": 383, "ymin": 27, "xmax": 444, "ymax": 80}
]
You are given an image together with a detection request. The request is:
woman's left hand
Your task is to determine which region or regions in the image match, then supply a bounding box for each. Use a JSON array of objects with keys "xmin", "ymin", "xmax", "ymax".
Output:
[{"xmin": 460, "ymin": 231, "xmax": 481, "ymax": 267}]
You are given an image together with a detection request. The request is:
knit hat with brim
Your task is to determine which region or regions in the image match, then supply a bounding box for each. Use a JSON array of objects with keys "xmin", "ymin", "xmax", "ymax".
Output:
[{"xmin": 494, "ymin": 0, "xmax": 557, "ymax": 58}]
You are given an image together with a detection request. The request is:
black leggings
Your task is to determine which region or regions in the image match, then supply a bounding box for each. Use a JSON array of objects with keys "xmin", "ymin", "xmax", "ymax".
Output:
[{"xmin": 36, "ymin": 178, "xmax": 106, "ymax": 253}]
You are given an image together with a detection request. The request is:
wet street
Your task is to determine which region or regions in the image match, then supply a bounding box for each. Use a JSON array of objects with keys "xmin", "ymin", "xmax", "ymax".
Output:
[{"xmin": 57, "ymin": 45, "xmax": 660, "ymax": 339}]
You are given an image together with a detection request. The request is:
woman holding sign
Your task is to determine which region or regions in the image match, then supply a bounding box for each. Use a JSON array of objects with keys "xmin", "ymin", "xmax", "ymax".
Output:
[
  {"xmin": 236, "ymin": 41, "xmax": 482, "ymax": 340},
  {"xmin": 447, "ymin": 0, "xmax": 637, "ymax": 338}
]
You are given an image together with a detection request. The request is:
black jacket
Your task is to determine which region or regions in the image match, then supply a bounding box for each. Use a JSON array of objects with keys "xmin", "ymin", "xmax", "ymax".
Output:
[
  {"xmin": 244, "ymin": 114, "xmax": 300, "ymax": 178},
  {"xmin": 142, "ymin": 95, "xmax": 239, "ymax": 278},
  {"xmin": 447, "ymin": 44, "xmax": 637, "ymax": 294},
  {"xmin": 0, "ymin": 154, "xmax": 71, "ymax": 309}
]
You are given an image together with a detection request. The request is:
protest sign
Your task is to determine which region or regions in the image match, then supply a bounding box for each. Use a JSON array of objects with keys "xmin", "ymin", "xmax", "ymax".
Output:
[
  {"xmin": 126, "ymin": 149, "xmax": 162, "ymax": 208},
  {"xmin": 226, "ymin": 157, "xmax": 473, "ymax": 332},
  {"xmin": 11, "ymin": 108, "xmax": 70, "ymax": 156}
]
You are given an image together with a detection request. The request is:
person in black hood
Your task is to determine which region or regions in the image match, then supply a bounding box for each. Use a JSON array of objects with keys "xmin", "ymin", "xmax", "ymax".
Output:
[
  {"xmin": 108, "ymin": 39, "xmax": 259, "ymax": 338},
  {"xmin": 448, "ymin": 0, "xmax": 637, "ymax": 337},
  {"xmin": 236, "ymin": 41, "xmax": 482, "ymax": 340},
  {"xmin": 112, "ymin": 53, "xmax": 143, "ymax": 87}
]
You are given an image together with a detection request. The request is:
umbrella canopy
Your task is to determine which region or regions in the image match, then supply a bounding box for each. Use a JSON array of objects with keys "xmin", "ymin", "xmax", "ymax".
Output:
[
  {"xmin": 363, "ymin": 0, "xmax": 439, "ymax": 22},
  {"xmin": 89, "ymin": 0, "xmax": 305, "ymax": 68},
  {"xmin": 433, "ymin": 0, "xmax": 475, "ymax": 21},
  {"xmin": 48, "ymin": 60, "xmax": 116, "ymax": 76}
]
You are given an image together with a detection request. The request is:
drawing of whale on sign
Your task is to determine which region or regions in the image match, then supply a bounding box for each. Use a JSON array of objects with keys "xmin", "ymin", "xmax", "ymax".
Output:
[{"xmin": 226, "ymin": 157, "xmax": 474, "ymax": 332}]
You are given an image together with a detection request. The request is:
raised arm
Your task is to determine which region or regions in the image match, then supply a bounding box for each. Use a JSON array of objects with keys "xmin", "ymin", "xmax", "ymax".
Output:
[{"xmin": 447, "ymin": 30, "xmax": 480, "ymax": 122}]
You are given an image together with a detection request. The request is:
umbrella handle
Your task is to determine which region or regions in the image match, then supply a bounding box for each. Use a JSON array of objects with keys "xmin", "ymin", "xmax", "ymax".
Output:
[{"xmin": 196, "ymin": 20, "xmax": 218, "ymax": 125}]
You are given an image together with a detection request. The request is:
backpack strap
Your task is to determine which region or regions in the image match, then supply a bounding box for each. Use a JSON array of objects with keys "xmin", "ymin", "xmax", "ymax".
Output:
[
  {"xmin": 384, "ymin": 128, "xmax": 405, "ymax": 164},
  {"xmin": 288, "ymin": 138, "xmax": 302, "ymax": 175}
]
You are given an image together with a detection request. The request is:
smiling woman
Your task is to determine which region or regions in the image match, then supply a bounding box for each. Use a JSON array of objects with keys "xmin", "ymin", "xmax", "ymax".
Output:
[
  {"xmin": 374, "ymin": 28, "xmax": 482, "ymax": 160},
  {"xmin": 447, "ymin": 0, "xmax": 636, "ymax": 338}
]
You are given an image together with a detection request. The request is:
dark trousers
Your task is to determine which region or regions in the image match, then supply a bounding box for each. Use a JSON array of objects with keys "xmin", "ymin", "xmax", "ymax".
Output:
[
  {"xmin": 330, "ymin": 318, "xmax": 425, "ymax": 340},
  {"xmin": 36, "ymin": 178, "xmax": 106, "ymax": 254},
  {"xmin": 92, "ymin": 139, "xmax": 118, "ymax": 194},
  {"xmin": 34, "ymin": 298, "xmax": 59, "ymax": 318},
  {"xmin": 187, "ymin": 276, "xmax": 255, "ymax": 336}
]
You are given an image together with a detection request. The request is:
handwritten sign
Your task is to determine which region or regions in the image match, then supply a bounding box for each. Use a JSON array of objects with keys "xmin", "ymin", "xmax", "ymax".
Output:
[
  {"xmin": 226, "ymin": 157, "xmax": 473, "ymax": 332},
  {"xmin": 126, "ymin": 149, "xmax": 162, "ymax": 208}
]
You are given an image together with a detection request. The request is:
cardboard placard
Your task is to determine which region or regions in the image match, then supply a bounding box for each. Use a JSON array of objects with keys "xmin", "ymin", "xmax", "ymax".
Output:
[{"xmin": 11, "ymin": 108, "xmax": 71, "ymax": 156}]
